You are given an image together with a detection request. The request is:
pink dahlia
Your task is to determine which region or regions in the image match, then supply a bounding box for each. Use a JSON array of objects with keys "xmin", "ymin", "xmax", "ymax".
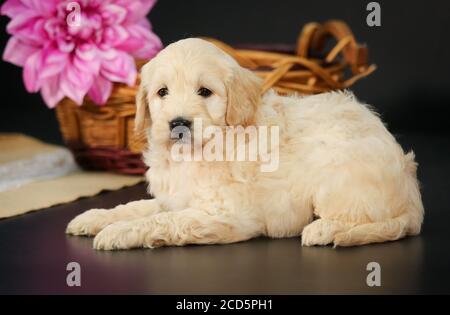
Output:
[{"xmin": 1, "ymin": 0, "xmax": 162, "ymax": 107}]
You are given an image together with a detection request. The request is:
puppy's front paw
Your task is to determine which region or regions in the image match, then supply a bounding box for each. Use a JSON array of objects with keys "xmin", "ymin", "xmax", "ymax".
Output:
[
  {"xmin": 66, "ymin": 209, "xmax": 114, "ymax": 236},
  {"xmin": 301, "ymin": 219, "xmax": 336, "ymax": 246},
  {"xmin": 93, "ymin": 221, "xmax": 144, "ymax": 250}
]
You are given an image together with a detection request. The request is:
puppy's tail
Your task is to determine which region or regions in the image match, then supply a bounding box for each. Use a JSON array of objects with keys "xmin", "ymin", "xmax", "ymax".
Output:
[{"xmin": 334, "ymin": 151, "xmax": 424, "ymax": 247}]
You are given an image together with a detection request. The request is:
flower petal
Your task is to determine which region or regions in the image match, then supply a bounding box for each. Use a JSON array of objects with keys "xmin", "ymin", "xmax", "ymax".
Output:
[
  {"xmin": 132, "ymin": 29, "xmax": 162, "ymax": 59},
  {"xmin": 20, "ymin": 0, "xmax": 58, "ymax": 16},
  {"xmin": 103, "ymin": 25, "xmax": 129, "ymax": 47},
  {"xmin": 115, "ymin": 23, "xmax": 162, "ymax": 59},
  {"xmin": 2, "ymin": 37, "xmax": 39, "ymax": 67},
  {"xmin": 6, "ymin": 9, "xmax": 37, "ymax": 31},
  {"xmin": 56, "ymin": 36, "xmax": 75, "ymax": 53},
  {"xmin": 59, "ymin": 62, "xmax": 94, "ymax": 105},
  {"xmin": 98, "ymin": 46, "xmax": 118, "ymax": 60},
  {"xmin": 88, "ymin": 75, "xmax": 113, "ymax": 104},
  {"xmin": 39, "ymin": 49, "xmax": 69, "ymax": 79},
  {"xmin": 100, "ymin": 52, "xmax": 136, "ymax": 86},
  {"xmin": 75, "ymin": 43, "xmax": 98, "ymax": 61},
  {"xmin": 0, "ymin": 0, "xmax": 26, "ymax": 18},
  {"xmin": 115, "ymin": 0, "xmax": 157, "ymax": 24},
  {"xmin": 40, "ymin": 75, "xmax": 64, "ymax": 108},
  {"xmin": 101, "ymin": 4, "xmax": 127, "ymax": 25},
  {"xmin": 73, "ymin": 43, "xmax": 100, "ymax": 75},
  {"xmin": 73, "ymin": 54, "xmax": 101, "ymax": 76},
  {"xmin": 7, "ymin": 14, "xmax": 47, "ymax": 46},
  {"xmin": 23, "ymin": 50, "xmax": 43, "ymax": 92}
]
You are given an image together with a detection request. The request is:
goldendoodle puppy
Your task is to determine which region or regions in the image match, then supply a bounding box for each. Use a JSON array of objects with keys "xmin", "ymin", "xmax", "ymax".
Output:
[{"xmin": 67, "ymin": 38, "xmax": 424, "ymax": 250}]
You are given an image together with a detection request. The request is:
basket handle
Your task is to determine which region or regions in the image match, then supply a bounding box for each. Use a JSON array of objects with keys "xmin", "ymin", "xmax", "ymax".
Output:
[
  {"xmin": 205, "ymin": 20, "xmax": 376, "ymax": 93},
  {"xmin": 297, "ymin": 20, "xmax": 369, "ymax": 73}
]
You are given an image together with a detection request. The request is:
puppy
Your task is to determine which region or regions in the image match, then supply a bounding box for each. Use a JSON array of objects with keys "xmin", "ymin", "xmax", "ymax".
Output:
[{"xmin": 66, "ymin": 38, "xmax": 424, "ymax": 249}]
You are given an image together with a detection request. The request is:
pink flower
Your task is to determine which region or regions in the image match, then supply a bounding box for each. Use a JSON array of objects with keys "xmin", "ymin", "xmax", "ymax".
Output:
[{"xmin": 1, "ymin": 0, "xmax": 162, "ymax": 107}]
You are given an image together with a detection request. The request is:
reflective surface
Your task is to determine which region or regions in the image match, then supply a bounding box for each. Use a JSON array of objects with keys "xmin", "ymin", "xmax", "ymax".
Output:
[{"xmin": 0, "ymin": 133, "xmax": 449, "ymax": 294}]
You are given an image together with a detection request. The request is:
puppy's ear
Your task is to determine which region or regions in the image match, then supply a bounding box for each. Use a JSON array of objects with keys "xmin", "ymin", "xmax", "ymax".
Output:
[
  {"xmin": 134, "ymin": 74, "xmax": 151, "ymax": 134},
  {"xmin": 225, "ymin": 66, "xmax": 262, "ymax": 126}
]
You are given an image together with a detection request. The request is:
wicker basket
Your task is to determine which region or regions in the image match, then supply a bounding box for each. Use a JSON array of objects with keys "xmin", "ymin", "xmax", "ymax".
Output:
[{"xmin": 55, "ymin": 20, "xmax": 376, "ymax": 175}]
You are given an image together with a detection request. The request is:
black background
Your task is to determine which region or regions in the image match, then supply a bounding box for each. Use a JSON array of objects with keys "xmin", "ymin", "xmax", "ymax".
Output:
[{"xmin": 1, "ymin": 0, "xmax": 450, "ymax": 143}]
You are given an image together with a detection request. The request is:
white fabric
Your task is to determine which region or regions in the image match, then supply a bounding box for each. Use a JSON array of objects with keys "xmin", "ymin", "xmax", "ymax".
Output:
[{"xmin": 0, "ymin": 147, "xmax": 79, "ymax": 192}]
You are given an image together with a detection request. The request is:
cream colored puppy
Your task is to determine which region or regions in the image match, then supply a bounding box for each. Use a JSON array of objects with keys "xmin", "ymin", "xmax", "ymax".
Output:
[{"xmin": 66, "ymin": 38, "xmax": 424, "ymax": 250}]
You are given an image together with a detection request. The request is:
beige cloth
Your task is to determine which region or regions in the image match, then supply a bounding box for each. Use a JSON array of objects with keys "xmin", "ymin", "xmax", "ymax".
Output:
[
  {"xmin": 0, "ymin": 134, "xmax": 144, "ymax": 219},
  {"xmin": 0, "ymin": 133, "xmax": 62, "ymax": 163}
]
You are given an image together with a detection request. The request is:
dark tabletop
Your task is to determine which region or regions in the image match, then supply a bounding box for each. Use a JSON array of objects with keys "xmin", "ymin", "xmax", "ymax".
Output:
[{"xmin": 1, "ymin": 132, "xmax": 449, "ymax": 294}]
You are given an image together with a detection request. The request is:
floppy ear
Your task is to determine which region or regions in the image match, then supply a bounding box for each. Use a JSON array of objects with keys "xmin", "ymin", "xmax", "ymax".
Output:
[
  {"xmin": 134, "ymin": 75, "xmax": 151, "ymax": 134},
  {"xmin": 225, "ymin": 66, "xmax": 263, "ymax": 126}
]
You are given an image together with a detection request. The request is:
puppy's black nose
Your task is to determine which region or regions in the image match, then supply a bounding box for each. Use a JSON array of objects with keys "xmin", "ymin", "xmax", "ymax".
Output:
[{"xmin": 169, "ymin": 117, "xmax": 192, "ymax": 131}]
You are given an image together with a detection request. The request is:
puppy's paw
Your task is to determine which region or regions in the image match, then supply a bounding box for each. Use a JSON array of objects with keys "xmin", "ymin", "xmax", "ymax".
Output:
[
  {"xmin": 333, "ymin": 232, "xmax": 353, "ymax": 247},
  {"xmin": 301, "ymin": 219, "xmax": 337, "ymax": 246},
  {"xmin": 93, "ymin": 221, "xmax": 144, "ymax": 250},
  {"xmin": 66, "ymin": 209, "xmax": 114, "ymax": 236}
]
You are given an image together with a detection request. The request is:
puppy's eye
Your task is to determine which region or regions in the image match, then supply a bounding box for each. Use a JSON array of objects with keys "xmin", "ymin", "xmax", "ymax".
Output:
[
  {"xmin": 157, "ymin": 87, "xmax": 168, "ymax": 97},
  {"xmin": 197, "ymin": 87, "xmax": 212, "ymax": 98}
]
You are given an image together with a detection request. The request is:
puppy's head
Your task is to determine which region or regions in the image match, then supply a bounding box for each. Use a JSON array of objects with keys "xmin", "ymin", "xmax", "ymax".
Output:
[{"xmin": 135, "ymin": 38, "xmax": 262, "ymax": 145}]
